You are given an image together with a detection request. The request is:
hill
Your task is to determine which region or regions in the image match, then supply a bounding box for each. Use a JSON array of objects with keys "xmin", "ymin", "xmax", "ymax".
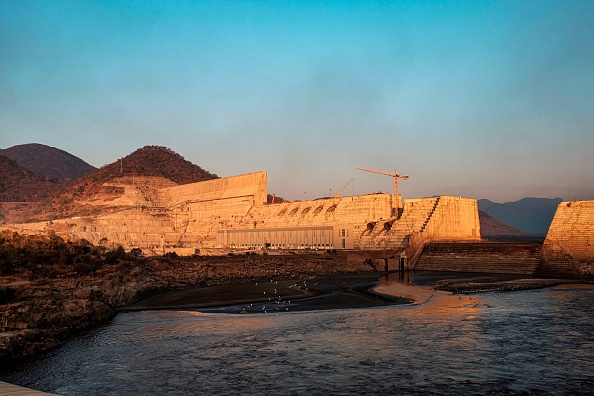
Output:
[
  {"xmin": 478, "ymin": 210, "xmax": 527, "ymax": 237},
  {"xmin": 267, "ymin": 194, "xmax": 289, "ymax": 204},
  {"xmin": 0, "ymin": 143, "xmax": 96, "ymax": 182},
  {"xmin": 85, "ymin": 145, "xmax": 217, "ymax": 185},
  {"xmin": 45, "ymin": 145, "xmax": 219, "ymax": 219},
  {"xmin": 478, "ymin": 197, "xmax": 562, "ymax": 234},
  {"xmin": 0, "ymin": 155, "xmax": 60, "ymax": 202}
]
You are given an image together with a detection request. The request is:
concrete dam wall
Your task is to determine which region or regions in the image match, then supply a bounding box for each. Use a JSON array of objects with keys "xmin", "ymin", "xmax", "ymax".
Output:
[
  {"xmin": 5, "ymin": 172, "xmax": 481, "ymax": 254},
  {"xmin": 414, "ymin": 200, "xmax": 594, "ymax": 276},
  {"xmin": 542, "ymin": 200, "xmax": 594, "ymax": 275}
]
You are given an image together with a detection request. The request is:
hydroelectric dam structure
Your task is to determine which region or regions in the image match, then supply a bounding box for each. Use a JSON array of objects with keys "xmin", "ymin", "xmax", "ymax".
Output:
[{"xmin": 6, "ymin": 171, "xmax": 480, "ymax": 259}]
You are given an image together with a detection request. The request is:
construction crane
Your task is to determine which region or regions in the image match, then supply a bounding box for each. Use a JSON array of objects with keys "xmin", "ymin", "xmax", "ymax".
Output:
[
  {"xmin": 334, "ymin": 178, "xmax": 354, "ymax": 199},
  {"xmin": 357, "ymin": 167, "xmax": 409, "ymax": 196}
]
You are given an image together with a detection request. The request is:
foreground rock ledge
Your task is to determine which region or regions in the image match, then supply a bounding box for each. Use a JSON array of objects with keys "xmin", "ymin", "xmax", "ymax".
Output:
[{"xmin": 0, "ymin": 253, "xmax": 373, "ymax": 368}]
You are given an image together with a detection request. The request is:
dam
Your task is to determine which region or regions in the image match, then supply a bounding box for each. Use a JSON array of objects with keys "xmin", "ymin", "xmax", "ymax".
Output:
[
  {"xmin": 6, "ymin": 171, "xmax": 593, "ymax": 275},
  {"xmin": 7, "ymin": 171, "xmax": 480, "ymax": 257}
]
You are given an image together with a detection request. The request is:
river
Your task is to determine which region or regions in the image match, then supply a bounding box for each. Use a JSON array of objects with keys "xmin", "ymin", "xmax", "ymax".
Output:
[{"xmin": 2, "ymin": 272, "xmax": 594, "ymax": 395}]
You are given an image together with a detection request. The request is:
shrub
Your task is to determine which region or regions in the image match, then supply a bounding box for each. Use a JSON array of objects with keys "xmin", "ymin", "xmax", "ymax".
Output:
[
  {"xmin": 0, "ymin": 286, "xmax": 16, "ymax": 304},
  {"xmin": 163, "ymin": 251, "xmax": 179, "ymax": 259}
]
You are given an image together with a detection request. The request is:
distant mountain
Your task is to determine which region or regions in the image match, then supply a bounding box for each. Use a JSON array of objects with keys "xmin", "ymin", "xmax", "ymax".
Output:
[
  {"xmin": 0, "ymin": 143, "xmax": 96, "ymax": 182},
  {"xmin": 478, "ymin": 210, "xmax": 527, "ymax": 236},
  {"xmin": 0, "ymin": 155, "xmax": 60, "ymax": 202},
  {"xmin": 478, "ymin": 197, "xmax": 563, "ymax": 234}
]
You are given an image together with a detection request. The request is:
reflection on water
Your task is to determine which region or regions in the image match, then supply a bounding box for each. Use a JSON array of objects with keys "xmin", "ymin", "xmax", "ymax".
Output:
[{"xmin": 2, "ymin": 274, "xmax": 594, "ymax": 395}]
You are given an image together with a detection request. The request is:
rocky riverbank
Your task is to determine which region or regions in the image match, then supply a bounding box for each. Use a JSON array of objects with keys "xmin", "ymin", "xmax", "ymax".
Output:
[
  {"xmin": 0, "ymin": 252, "xmax": 373, "ymax": 368},
  {"xmin": 434, "ymin": 277, "xmax": 594, "ymax": 294}
]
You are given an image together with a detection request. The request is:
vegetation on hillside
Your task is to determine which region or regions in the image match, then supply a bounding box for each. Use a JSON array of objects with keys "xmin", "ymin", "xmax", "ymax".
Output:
[
  {"xmin": 0, "ymin": 155, "xmax": 61, "ymax": 202},
  {"xmin": 87, "ymin": 145, "xmax": 218, "ymax": 185},
  {"xmin": 0, "ymin": 230, "xmax": 132, "ymax": 281}
]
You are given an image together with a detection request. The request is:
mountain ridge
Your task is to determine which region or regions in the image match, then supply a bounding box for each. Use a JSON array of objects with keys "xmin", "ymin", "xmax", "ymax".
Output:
[
  {"xmin": 1, "ymin": 143, "xmax": 96, "ymax": 181},
  {"xmin": 478, "ymin": 197, "xmax": 563, "ymax": 234},
  {"xmin": 478, "ymin": 210, "xmax": 528, "ymax": 236}
]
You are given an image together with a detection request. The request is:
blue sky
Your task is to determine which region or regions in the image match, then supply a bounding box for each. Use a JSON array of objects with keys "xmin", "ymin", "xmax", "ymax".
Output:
[{"xmin": 1, "ymin": 0, "xmax": 593, "ymax": 202}]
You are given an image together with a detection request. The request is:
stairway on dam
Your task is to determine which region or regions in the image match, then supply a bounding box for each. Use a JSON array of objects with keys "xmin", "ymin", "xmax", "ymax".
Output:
[
  {"xmin": 414, "ymin": 242, "xmax": 545, "ymax": 275},
  {"xmin": 359, "ymin": 197, "xmax": 442, "ymax": 250}
]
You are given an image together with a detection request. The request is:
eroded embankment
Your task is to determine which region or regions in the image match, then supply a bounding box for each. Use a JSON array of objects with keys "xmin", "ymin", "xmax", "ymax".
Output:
[
  {"xmin": 434, "ymin": 277, "xmax": 594, "ymax": 294},
  {"xmin": 0, "ymin": 253, "xmax": 372, "ymax": 367}
]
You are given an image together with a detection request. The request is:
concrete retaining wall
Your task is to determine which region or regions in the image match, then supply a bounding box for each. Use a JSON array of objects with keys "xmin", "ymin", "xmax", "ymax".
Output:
[
  {"xmin": 542, "ymin": 200, "xmax": 594, "ymax": 275},
  {"xmin": 414, "ymin": 242, "xmax": 544, "ymax": 275}
]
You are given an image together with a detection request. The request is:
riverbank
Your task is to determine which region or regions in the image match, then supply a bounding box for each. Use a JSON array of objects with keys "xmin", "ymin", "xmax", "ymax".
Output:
[
  {"xmin": 127, "ymin": 272, "xmax": 410, "ymax": 313},
  {"xmin": 433, "ymin": 275, "xmax": 594, "ymax": 294},
  {"xmin": 0, "ymin": 252, "xmax": 374, "ymax": 368},
  {"xmin": 5, "ymin": 257, "xmax": 594, "ymax": 369}
]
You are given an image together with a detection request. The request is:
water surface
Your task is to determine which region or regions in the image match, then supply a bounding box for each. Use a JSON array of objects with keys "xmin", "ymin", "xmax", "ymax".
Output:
[{"xmin": 3, "ymin": 273, "xmax": 594, "ymax": 395}]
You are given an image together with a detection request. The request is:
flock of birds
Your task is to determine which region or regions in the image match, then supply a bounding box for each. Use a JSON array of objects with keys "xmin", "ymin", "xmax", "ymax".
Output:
[{"xmin": 209, "ymin": 278, "xmax": 321, "ymax": 315}]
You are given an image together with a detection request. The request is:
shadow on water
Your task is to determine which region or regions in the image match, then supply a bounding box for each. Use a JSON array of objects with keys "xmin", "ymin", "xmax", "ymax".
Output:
[
  {"xmin": 126, "ymin": 272, "xmax": 415, "ymax": 314},
  {"xmin": 191, "ymin": 272, "xmax": 414, "ymax": 314}
]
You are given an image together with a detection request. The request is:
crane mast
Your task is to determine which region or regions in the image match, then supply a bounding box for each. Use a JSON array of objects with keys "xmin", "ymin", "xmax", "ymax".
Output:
[{"xmin": 334, "ymin": 178, "xmax": 354, "ymax": 199}]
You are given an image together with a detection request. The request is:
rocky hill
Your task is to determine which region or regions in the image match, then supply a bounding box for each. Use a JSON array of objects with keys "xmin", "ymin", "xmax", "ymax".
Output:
[
  {"xmin": 479, "ymin": 197, "xmax": 563, "ymax": 234},
  {"xmin": 267, "ymin": 194, "xmax": 289, "ymax": 204},
  {"xmin": 0, "ymin": 143, "xmax": 96, "ymax": 182},
  {"xmin": 478, "ymin": 210, "xmax": 527, "ymax": 237},
  {"xmin": 45, "ymin": 146, "xmax": 219, "ymax": 219}
]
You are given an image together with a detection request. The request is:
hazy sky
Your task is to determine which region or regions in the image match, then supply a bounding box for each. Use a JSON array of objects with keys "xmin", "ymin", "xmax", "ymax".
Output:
[{"xmin": 1, "ymin": 1, "xmax": 593, "ymax": 202}]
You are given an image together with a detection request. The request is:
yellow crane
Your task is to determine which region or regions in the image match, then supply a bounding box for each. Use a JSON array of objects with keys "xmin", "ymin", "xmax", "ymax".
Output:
[
  {"xmin": 334, "ymin": 178, "xmax": 354, "ymax": 199},
  {"xmin": 357, "ymin": 167, "xmax": 409, "ymax": 196}
]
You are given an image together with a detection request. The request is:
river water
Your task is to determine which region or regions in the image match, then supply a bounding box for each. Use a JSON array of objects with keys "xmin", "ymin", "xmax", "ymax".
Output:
[{"xmin": 3, "ymin": 272, "xmax": 594, "ymax": 395}]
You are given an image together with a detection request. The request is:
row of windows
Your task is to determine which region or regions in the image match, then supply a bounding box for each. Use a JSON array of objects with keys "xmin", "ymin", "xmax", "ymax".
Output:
[
  {"xmin": 232, "ymin": 243, "xmax": 333, "ymax": 249},
  {"xmin": 217, "ymin": 227, "xmax": 352, "ymax": 249}
]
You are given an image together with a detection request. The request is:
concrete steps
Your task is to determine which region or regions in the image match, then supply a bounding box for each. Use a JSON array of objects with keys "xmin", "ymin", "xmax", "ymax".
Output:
[
  {"xmin": 358, "ymin": 197, "xmax": 439, "ymax": 250},
  {"xmin": 414, "ymin": 242, "xmax": 545, "ymax": 275}
]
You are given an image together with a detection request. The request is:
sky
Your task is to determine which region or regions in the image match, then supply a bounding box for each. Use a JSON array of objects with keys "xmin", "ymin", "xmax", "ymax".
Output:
[{"xmin": 1, "ymin": 0, "xmax": 593, "ymax": 203}]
